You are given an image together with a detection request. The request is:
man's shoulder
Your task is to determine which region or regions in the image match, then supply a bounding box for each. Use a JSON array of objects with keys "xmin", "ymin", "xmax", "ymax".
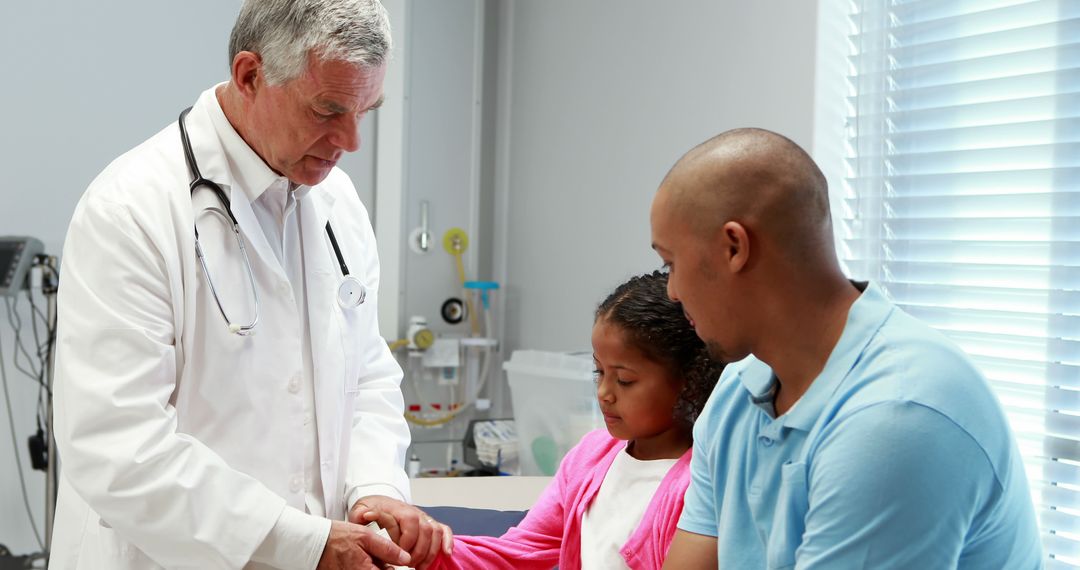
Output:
[
  {"xmin": 805, "ymin": 292, "xmax": 975, "ymax": 400},
  {"xmin": 845, "ymin": 307, "xmax": 991, "ymax": 404},
  {"xmin": 875, "ymin": 307, "xmax": 974, "ymax": 367},
  {"xmin": 84, "ymin": 122, "xmax": 186, "ymax": 207},
  {"xmin": 67, "ymin": 121, "xmax": 192, "ymax": 244},
  {"xmin": 821, "ymin": 307, "xmax": 1016, "ymax": 474}
]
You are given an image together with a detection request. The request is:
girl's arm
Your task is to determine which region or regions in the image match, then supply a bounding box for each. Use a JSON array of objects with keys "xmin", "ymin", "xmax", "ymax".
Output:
[
  {"xmin": 429, "ymin": 430, "xmax": 616, "ymax": 569},
  {"xmin": 428, "ymin": 473, "xmax": 567, "ymax": 570}
]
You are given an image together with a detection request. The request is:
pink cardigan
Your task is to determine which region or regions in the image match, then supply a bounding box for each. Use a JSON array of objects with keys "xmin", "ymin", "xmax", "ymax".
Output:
[{"xmin": 430, "ymin": 429, "xmax": 692, "ymax": 570}]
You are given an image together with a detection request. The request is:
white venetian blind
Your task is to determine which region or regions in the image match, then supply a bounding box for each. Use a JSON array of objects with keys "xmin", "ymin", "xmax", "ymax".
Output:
[{"xmin": 842, "ymin": 0, "xmax": 1080, "ymax": 566}]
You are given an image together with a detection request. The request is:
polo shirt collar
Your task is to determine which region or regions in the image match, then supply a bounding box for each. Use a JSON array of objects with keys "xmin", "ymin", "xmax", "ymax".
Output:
[
  {"xmin": 739, "ymin": 281, "xmax": 894, "ymax": 431},
  {"xmin": 739, "ymin": 357, "xmax": 778, "ymax": 409}
]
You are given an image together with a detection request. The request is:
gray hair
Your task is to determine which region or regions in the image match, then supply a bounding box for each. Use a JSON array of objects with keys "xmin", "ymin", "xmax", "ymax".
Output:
[{"xmin": 228, "ymin": 0, "xmax": 392, "ymax": 85}]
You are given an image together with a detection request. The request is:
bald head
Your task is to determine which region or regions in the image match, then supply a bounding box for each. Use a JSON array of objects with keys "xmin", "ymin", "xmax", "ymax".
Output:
[{"xmin": 658, "ymin": 128, "xmax": 834, "ymax": 265}]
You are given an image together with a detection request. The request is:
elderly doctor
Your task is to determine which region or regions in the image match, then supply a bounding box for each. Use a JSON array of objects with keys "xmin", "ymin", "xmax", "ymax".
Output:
[{"xmin": 49, "ymin": 1, "xmax": 449, "ymax": 569}]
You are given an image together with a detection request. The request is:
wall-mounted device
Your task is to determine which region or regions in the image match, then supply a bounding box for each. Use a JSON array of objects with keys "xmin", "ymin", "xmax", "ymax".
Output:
[
  {"xmin": 409, "ymin": 200, "xmax": 432, "ymax": 255},
  {"xmin": 0, "ymin": 236, "xmax": 45, "ymax": 297},
  {"xmin": 441, "ymin": 297, "xmax": 466, "ymax": 324}
]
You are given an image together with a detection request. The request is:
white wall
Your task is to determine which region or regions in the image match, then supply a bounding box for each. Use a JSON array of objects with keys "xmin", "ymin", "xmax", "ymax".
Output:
[
  {"xmin": 400, "ymin": 0, "xmax": 487, "ymax": 338},
  {"xmin": 0, "ymin": 1, "xmax": 377, "ymax": 555},
  {"xmin": 394, "ymin": 0, "xmax": 493, "ymax": 468},
  {"xmin": 495, "ymin": 1, "xmax": 821, "ymax": 355}
]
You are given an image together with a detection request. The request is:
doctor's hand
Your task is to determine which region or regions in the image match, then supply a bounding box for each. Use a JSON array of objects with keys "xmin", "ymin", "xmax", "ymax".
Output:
[
  {"xmin": 350, "ymin": 495, "xmax": 453, "ymax": 570},
  {"xmin": 317, "ymin": 520, "xmax": 411, "ymax": 570}
]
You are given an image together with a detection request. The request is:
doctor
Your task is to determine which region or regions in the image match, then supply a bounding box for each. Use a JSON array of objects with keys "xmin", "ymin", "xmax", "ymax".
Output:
[{"xmin": 50, "ymin": 1, "xmax": 449, "ymax": 569}]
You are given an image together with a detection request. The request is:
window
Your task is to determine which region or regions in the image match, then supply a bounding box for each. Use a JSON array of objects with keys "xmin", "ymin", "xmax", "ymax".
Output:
[{"xmin": 842, "ymin": 1, "xmax": 1079, "ymax": 566}]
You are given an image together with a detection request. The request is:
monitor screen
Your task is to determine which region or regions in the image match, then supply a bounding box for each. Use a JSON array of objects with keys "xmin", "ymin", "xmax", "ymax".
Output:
[{"xmin": 0, "ymin": 243, "xmax": 20, "ymax": 285}]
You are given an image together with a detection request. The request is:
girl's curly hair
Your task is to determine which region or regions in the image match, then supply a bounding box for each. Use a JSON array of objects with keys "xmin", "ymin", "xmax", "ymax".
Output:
[{"xmin": 595, "ymin": 270, "xmax": 725, "ymax": 426}]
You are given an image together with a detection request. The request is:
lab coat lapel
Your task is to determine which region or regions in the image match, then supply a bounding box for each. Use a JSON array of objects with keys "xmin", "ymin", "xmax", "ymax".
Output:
[
  {"xmin": 226, "ymin": 188, "xmax": 289, "ymax": 284},
  {"xmin": 183, "ymin": 99, "xmax": 286, "ymax": 283},
  {"xmin": 299, "ymin": 187, "xmax": 345, "ymax": 513}
]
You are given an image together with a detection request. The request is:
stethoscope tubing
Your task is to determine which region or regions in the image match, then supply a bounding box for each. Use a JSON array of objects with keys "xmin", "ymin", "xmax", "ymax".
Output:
[{"xmin": 179, "ymin": 107, "xmax": 362, "ymax": 335}]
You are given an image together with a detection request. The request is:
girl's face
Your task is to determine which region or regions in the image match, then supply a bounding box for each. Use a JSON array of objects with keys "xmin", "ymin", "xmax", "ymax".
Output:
[{"xmin": 591, "ymin": 318, "xmax": 688, "ymax": 459}]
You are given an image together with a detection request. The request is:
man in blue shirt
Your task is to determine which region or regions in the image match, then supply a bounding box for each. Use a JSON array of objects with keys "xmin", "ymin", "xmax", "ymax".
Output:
[{"xmin": 651, "ymin": 128, "xmax": 1043, "ymax": 568}]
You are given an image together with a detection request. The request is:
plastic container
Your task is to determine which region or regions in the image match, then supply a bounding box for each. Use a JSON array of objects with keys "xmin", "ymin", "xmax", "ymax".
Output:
[{"xmin": 504, "ymin": 350, "xmax": 601, "ymax": 476}]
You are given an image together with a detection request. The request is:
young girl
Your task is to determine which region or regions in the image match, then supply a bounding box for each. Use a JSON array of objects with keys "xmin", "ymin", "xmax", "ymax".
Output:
[{"xmin": 428, "ymin": 270, "xmax": 724, "ymax": 570}]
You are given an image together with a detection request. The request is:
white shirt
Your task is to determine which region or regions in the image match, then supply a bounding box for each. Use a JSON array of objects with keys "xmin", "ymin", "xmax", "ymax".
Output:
[{"xmin": 580, "ymin": 447, "xmax": 678, "ymax": 569}]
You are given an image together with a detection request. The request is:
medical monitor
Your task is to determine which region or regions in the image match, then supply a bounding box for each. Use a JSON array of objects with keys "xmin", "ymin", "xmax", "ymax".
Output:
[{"xmin": 0, "ymin": 237, "xmax": 44, "ymax": 297}]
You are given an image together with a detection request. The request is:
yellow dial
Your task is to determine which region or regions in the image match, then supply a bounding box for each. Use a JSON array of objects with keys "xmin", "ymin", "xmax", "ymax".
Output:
[
  {"xmin": 443, "ymin": 228, "xmax": 469, "ymax": 254},
  {"xmin": 413, "ymin": 328, "xmax": 435, "ymax": 350}
]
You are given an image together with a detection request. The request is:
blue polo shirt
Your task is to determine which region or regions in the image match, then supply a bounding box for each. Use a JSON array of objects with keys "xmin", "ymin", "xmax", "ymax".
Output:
[{"xmin": 678, "ymin": 282, "xmax": 1043, "ymax": 569}]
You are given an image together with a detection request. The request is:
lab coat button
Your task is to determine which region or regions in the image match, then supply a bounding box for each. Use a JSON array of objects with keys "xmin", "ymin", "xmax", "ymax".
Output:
[
  {"xmin": 277, "ymin": 280, "xmax": 291, "ymax": 295},
  {"xmin": 288, "ymin": 378, "xmax": 301, "ymax": 393},
  {"xmin": 290, "ymin": 476, "xmax": 302, "ymax": 493}
]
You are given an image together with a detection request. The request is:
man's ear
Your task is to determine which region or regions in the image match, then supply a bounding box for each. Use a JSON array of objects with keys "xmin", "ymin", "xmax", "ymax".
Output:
[
  {"xmin": 721, "ymin": 221, "xmax": 750, "ymax": 273},
  {"xmin": 230, "ymin": 51, "xmax": 264, "ymax": 100}
]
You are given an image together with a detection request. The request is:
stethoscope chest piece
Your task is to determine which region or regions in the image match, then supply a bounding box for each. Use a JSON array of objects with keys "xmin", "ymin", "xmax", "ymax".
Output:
[{"xmin": 338, "ymin": 276, "xmax": 367, "ymax": 309}]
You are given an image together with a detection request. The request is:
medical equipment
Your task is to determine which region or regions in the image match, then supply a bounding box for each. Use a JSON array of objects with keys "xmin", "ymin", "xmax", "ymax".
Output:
[
  {"xmin": 440, "ymin": 297, "xmax": 466, "ymax": 324},
  {"xmin": 406, "ymin": 316, "xmax": 436, "ymax": 351},
  {"xmin": 462, "ymin": 419, "xmax": 517, "ymax": 476},
  {"xmin": 401, "ymin": 226, "xmax": 505, "ymax": 479},
  {"xmin": 0, "ymin": 544, "xmax": 44, "ymax": 570},
  {"xmin": 179, "ymin": 107, "xmax": 366, "ymax": 336},
  {"xmin": 0, "ymin": 245, "xmax": 58, "ymax": 564},
  {"xmin": 408, "ymin": 200, "xmax": 432, "ymax": 255},
  {"xmin": 0, "ymin": 237, "xmax": 44, "ymax": 297},
  {"xmin": 504, "ymin": 350, "xmax": 601, "ymax": 476},
  {"xmin": 387, "ymin": 316, "xmax": 436, "ymax": 352},
  {"xmin": 442, "ymin": 228, "xmax": 479, "ymax": 335},
  {"xmin": 403, "ymin": 279, "xmax": 499, "ymax": 428}
]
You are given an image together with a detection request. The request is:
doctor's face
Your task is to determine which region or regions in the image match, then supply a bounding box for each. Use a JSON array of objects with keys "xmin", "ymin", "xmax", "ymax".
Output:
[{"xmin": 247, "ymin": 55, "xmax": 386, "ymax": 186}]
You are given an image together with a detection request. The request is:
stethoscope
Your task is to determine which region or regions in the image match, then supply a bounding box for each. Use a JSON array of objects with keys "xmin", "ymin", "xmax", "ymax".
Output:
[{"xmin": 179, "ymin": 107, "xmax": 367, "ymax": 336}]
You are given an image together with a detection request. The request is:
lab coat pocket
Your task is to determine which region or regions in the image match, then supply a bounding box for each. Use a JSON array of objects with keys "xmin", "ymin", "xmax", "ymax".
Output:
[
  {"xmin": 96, "ymin": 520, "xmax": 163, "ymax": 570},
  {"xmin": 766, "ymin": 460, "xmax": 810, "ymax": 570},
  {"xmin": 336, "ymin": 301, "xmax": 373, "ymax": 393}
]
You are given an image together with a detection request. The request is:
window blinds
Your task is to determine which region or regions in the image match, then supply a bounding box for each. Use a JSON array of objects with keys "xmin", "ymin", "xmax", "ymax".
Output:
[{"xmin": 843, "ymin": 1, "xmax": 1079, "ymax": 566}]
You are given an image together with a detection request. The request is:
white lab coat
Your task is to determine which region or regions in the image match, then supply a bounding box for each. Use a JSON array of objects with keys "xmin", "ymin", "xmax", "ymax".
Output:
[{"xmin": 48, "ymin": 89, "xmax": 411, "ymax": 569}]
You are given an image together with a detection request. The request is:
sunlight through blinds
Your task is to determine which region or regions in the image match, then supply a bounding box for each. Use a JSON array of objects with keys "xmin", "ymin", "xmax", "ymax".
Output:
[{"xmin": 843, "ymin": 1, "xmax": 1080, "ymax": 566}]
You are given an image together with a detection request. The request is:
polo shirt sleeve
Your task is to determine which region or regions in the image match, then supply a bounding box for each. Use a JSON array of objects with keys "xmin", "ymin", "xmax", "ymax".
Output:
[
  {"xmin": 677, "ymin": 412, "xmax": 719, "ymax": 537},
  {"xmin": 796, "ymin": 401, "xmax": 997, "ymax": 569}
]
